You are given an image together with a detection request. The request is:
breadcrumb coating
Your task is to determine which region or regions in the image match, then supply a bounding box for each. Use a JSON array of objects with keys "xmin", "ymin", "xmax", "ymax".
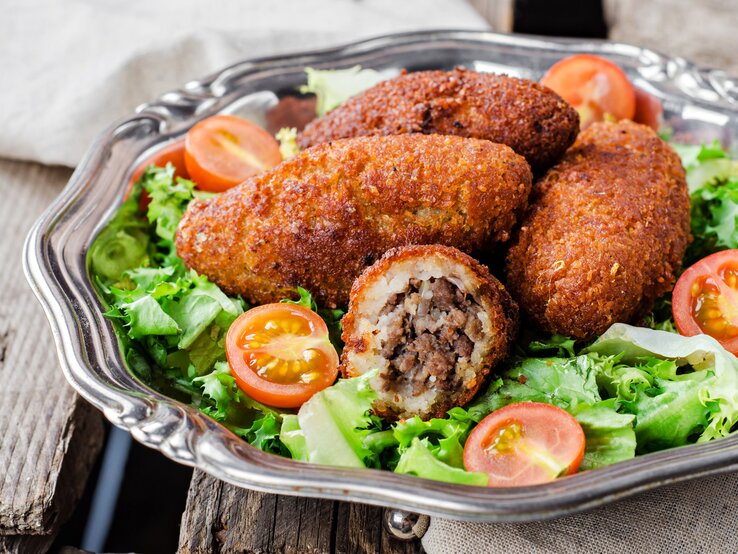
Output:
[
  {"xmin": 505, "ymin": 120, "xmax": 691, "ymax": 340},
  {"xmin": 298, "ymin": 67, "xmax": 579, "ymax": 171},
  {"xmin": 176, "ymin": 134, "xmax": 532, "ymax": 308}
]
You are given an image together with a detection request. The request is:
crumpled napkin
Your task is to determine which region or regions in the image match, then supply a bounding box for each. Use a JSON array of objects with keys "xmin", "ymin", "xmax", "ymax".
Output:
[
  {"xmin": 0, "ymin": 0, "xmax": 486, "ymax": 167},
  {"xmin": 422, "ymin": 471, "xmax": 738, "ymax": 553}
]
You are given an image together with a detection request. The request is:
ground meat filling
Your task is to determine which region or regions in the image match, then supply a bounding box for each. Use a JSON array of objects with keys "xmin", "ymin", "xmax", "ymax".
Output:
[{"xmin": 378, "ymin": 277, "xmax": 484, "ymax": 396}]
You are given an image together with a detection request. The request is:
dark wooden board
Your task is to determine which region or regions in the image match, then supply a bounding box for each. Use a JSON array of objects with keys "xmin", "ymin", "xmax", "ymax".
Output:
[
  {"xmin": 178, "ymin": 471, "xmax": 424, "ymax": 554},
  {"xmin": 0, "ymin": 533, "xmax": 55, "ymax": 554},
  {"xmin": 0, "ymin": 160, "xmax": 104, "ymax": 539}
]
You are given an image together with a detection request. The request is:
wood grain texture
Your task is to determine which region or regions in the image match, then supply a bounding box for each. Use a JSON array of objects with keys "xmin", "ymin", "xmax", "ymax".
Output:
[
  {"xmin": 0, "ymin": 159, "xmax": 104, "ymax": 537},
  {"xmin": 178, "ymin": 471, "xmax": 424, "ymax": 554},
  {"xmin": 0, "ymin": 533, "xmax": 55, "ymax": 554}
]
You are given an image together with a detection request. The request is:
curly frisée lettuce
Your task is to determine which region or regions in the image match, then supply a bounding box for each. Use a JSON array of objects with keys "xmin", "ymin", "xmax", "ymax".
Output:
[
  {"xmin": 392, "ymin": 408, "xmax": 488, "ymax": 485},
  {"xmin": 675, "ymin": 140, "xmax": 738, "ymax": 264},
  {"xmin": 90, "ymin": 165, "xmax": 290, "ymax": 453},
  {"xmin": 672, "ymin": 141, "xmax": 738, "ymax": 193},
  {"xmin": 275, "ymin": 127, "xmax": 299, "ymax": 160},
  {"xmin": 640, "ymin": 140, "xmax": 738, "ymax": 330},
  {"xmin": 588, "ymin": 324, "xmax": 738, "ymax": 444},
  {"xmin": 466, "ymin": 355, "xmax": 637, "ymax": 469}
]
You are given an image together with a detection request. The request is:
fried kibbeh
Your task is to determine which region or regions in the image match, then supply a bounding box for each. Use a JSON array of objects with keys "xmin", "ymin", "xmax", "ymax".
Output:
[
  {"xmin": 298, "ymin": 67, "xmax": 579, "ymax": 171},
  {"xmin": 341, "ymin": 245, "xmax": 518, "ymax": 420},
  {"xmin": 505, "ymin": 120, "xmax": 691, "ymax": 340},
  {"xmin": 176, "ymin": 134, "xmax": 532, "ymax": 308}
]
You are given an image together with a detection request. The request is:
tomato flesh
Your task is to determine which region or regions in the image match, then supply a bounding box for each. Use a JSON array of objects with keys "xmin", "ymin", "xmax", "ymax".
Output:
[
  {"xmin": 464, "ymin": 402, "xmax": 585, "ymax": 487},
  {"xmin": 184, "ymin": 115, "xmax": 282, "ymax": 192},
  {"xmin": 541, "ymin": 54, "xmax": 636, "ymax": 129},
  {"xmin": 633, "ymin": 87, "xmax": 664, "ymax": 131},
  {"xmin": 673, "ymin": 250, "xmax": 738, "ymax": 353},
  {"xmin": 226, "ymin": 303, "xmax": 339, "ymax": 408}
]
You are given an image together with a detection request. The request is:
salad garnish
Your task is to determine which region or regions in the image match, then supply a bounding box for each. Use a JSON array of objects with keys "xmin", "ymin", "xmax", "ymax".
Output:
[{"xmin": 88, "ymin": 64, "xmax": 738, "ymax": 487}]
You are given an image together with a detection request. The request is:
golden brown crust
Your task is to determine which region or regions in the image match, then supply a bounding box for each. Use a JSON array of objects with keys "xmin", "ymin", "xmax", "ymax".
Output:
[
  {"xmin": 341, "ymin": 244, "xmax": 519, "ymax": 420},
  {"xmin": 298, "ymin": 67, "xmax": 579, "ymax": 172},
  {"xmin": 175, "ymin": 134, "xmax": 532, "ymax": 308},
  {"xmin": 504, "ymin": 120, "xmax": 691, "ymax": 340}
]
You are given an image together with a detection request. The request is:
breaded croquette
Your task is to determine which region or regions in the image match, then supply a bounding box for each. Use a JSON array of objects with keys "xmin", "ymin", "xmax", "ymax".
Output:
[
  {"xmin": 176, "ymin": 134, "xmax": 532, "ymax": 308},
  {"xmin": 341, "ymin": 245, "xmax": 518, "ymax": 420},
  {"xmin": 298, "ymin": 67, "xmax": 579, "ymax": 171},
  {"xmin": 505, "ymin": 120, "xmax": 691, "ymax": 340}
]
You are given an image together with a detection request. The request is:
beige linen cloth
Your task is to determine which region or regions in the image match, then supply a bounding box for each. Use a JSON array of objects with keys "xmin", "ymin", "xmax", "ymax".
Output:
[
  {"xmin": 2, "ymin": 1, "xmax": 738, "ymax": 552},
  {"xmin": 0, "ymin": 0, "xmax": 486, "ymax": 166}
]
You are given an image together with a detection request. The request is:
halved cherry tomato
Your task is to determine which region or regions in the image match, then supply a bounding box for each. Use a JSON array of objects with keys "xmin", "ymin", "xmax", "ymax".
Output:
[
  {"xmin": 633, "ymin": 87, "xmax": 664, "ymax": 131},
  {"xmin": 184, "ymin": 115, "xmax": 282, "ymax": 192},
  {"xmin": 541, "ymin": 54, "xmax": 636, "ymax": 129},
  {"xmin": 464, "ymin": 402, "xmax": 585, "ymax": 487},
  {"xmin": 225, "ymin": 303, "xmax": 339, "ymax": 408},
  {"xmin": 125, "ymin": 140, "xmax": 188, "ymax": 211},
  {"xmin": 673, "ymin": 250, "xmax": 738, "ymax": 355}
]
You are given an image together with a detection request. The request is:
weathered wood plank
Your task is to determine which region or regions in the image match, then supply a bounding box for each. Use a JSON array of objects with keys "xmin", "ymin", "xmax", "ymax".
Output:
[
  {"xmin": 178, "ymin": 471, "xmax": 423, "ymax": 554},
  {"xmin": 334, "ymin": 503, "xmax": 423, "ymax": 554},
  {"xmin": 0, "ymin": 159, "xmax": 104, "ymax": 537},
  {"xmin": 0, "ymin": 533, "xmax": 55, "ymax": 554}
]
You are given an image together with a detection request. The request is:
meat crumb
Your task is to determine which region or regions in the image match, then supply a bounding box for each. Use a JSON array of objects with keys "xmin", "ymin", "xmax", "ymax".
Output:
[{"xmin": 379, "ymin": 277, "xmax": 483, "ymax": 396}]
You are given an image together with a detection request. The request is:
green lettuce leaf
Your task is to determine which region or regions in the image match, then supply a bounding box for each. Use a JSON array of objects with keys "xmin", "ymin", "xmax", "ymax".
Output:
[
  {"xmin": 690, "ymin": 176, "xmax": 738, "ymax": 257},
  {"xmin": 673, "ymin": 141, "xmax": 736, "ymax": 192},
  {"xmin": 299, "ymin": 66, "xmax": 385, "ymax": 117},
  {"xmin": 393, "ymin": 407, "xmax": 474, "ymax": 468},
  {"xmin": 163, "ymin": 289, "xmax": 222, "ymax": 349},
  {"xmin": 571, "ymin": 400, "xmax": 636, "ymax": 469},
  {"xmin": 143, "ymin": 164, "xmax": 196, "ymax": 245},
  {"xmin": 468, "ymin": 351, "xmax": 637, "ymax": 469},
  {"xmin": 674, "ymin": 140, "xmax": 738, "ymax": 263},
  {"xmin": 587, "ymin": 323, "xmax": 738, "ymax": 443},
  {"xmin": 286, "ymin": 372, "xmax": 378, "ymax": 468},
  {"xmin": 279, "ymin": 414, "xmax": 308, "ymax": 461},
  {"xmin": 89, "ymin": 191, "xmax": 150, "ymax": 282},
  {"xmin": 471, "ymin": 355, "xmax": 604, "ymax": 414},
  {"xmin": 195, "ymin": 362, "xmax": 282, "ymax": 418},
  {"xmin": 622, "ymin": 373, "xmax": 711, "ymax": 451},
  {"xmin": 390, "ymin": 407, "xmax": 488, "ymax": 485},
  {"xmin": 233, "ymin": 412, "xmax": 287, "ymax": 455},
  {"xmin": 182, "ymin": 324, "xmax": 227, "ymax": 375},
  {"xmin": 121, "ymin": 295, "xmax": 179, "ymax": 338},
  {"xmin": 525, "ymin": 334, "xmax": 577, "ymax": 357},
  {"xmin": 394, "ymin": 438, "xmax": 488, "ymax": 486}
]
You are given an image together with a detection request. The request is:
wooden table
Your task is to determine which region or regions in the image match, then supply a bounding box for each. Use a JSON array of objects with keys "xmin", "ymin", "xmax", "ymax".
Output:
[
  {"xmin": 0, "ymin": 160, "xmax": 104, "ymax": 553},
  {"xmin": 0, "ymin": 157, "xmax": 423, "ymax": 552},
  {"xmin": 178, "ymin": 472, "xmax": 423, "ymax": 554}
]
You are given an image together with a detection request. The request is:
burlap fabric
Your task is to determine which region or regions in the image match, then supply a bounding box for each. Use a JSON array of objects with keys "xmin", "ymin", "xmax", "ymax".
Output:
[{"xmin": 423, "ymin": 472, "xmax": 738, "ymax": 553}]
